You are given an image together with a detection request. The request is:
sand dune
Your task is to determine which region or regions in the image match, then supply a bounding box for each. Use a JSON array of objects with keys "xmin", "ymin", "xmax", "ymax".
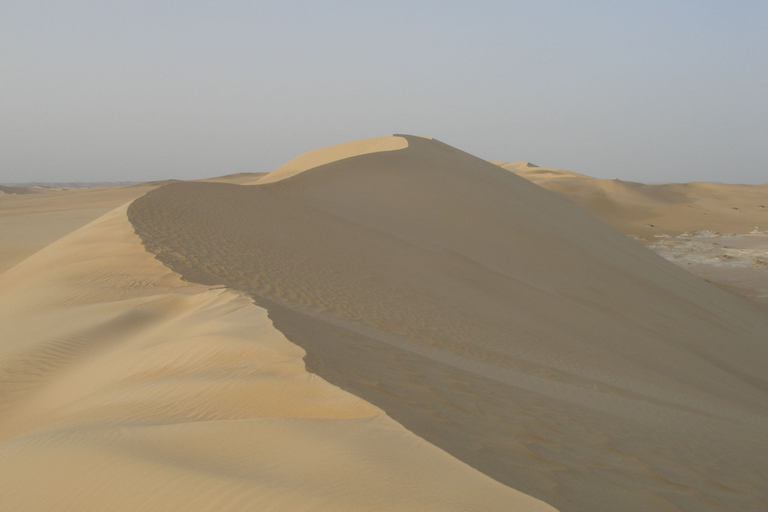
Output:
[
  {"xmin": 0, "ymin": 205, "xmax": 552, "ymax": 511},
  {"xmin": 0, "ymin": 185, "xmax": 37, "ymax": 195},
  {"xmin": 254, "ymin": 136, "xmax": 408, "ymax": 185},
  {"xmin": 0, "ymin": 172, "xmax": 267, "ymax": 276},
  {"xmin": 498, "ymin": 161, "xmax": 768, "ymax": 237},
  {"xmin": 128, "ymin": 135, "xmax": 768, "ymax": 511},
  {"xmin": 500, "ymin": 162, "xmax": 768, "ymax": 310},
  {"xmin": 0, "ymin": 184, "xmax": 158, "ymax": 274}
]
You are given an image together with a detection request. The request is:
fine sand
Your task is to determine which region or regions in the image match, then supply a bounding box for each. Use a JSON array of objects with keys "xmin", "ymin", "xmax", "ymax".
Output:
[
  {"xmin": 500, "ymin": 162, "xmax": 768, "ymax": 310},
  {"xmin": 0, "ymin": 172, "xmax": 266, "ymax": 275},
  {"xmin": 0, "ymin": 205, "xmax": 552, "ymax": 511},
  {"xmin": 2, "ymin": 136, "xmax": 767, "ymax": 511},
  {"xmin": 497, "ymin": 162, "xmax": 768, "ymax": 238},
  {"xmin": 127, "ymin": 136, "xmax": 768, "ymax": 512},
  {"xmin": 0, "ymin": 185, "xmax": 157, "ymax": 274}
]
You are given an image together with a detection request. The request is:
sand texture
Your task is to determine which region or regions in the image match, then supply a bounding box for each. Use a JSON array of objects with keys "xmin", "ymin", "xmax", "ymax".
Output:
[
  {"xmin": 0, "ymin": 184, "xmax": 157, "ymax": 274},
  {"xmin": 128, "ymin": 136, "xmax": 768, "ymax": 511},
  {"xmin": 499, "ymin": 161, "xmax": 768, "ymax": 238},
  {"xmin": 500, "ymin": 162, "xmax": 768, "ymax": 310},
  {"xmin": 0, "ymin": 205, "xmax": 553, "ymax": 511},
  {"xmin": 0, "ymin": 172, "xmax": 267, "ymax": 276}
]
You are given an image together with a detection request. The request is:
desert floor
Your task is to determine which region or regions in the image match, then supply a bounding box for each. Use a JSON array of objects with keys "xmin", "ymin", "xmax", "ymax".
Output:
[{"xmin": 1, "ymin": 137, "xmax": 766, "ymax": 511}]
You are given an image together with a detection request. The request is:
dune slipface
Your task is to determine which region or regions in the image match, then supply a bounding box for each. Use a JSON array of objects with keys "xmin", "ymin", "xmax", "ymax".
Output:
[{"xmin": 129, "ymin": 135, "xmax": 768, "ymax": 512}]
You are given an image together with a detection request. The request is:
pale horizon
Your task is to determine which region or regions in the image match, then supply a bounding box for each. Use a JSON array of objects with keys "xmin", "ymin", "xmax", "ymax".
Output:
[{"xmin": 1, "ymin": 1, "xmax": 766, "ymax": 184}]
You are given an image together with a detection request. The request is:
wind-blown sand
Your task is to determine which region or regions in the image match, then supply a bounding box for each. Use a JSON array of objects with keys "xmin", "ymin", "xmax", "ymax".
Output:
[
  {"xmin": 499, "ymin": 162, "xmax": 768, "ymax": 310},
  {"xmin": 0, "ymin": 205, "xmax": 552, "ymax": 511},
  {"xmin": 127, "ymin": 136, "xmax": 768, "ymax": 511},
  {"xmin": 0, "ymin": 184, "xmax": 157, "ymax": 274},
  {"xmin": 0, "ymin": 172, "xmax": 266, "ymax": 275},
  {"xmin": 497, "ymin": 162, "xmax": 768, "ymax": 238},
  {"xmin": 2, "ymin": 136, "xmax": 767, "ymax": 511}
]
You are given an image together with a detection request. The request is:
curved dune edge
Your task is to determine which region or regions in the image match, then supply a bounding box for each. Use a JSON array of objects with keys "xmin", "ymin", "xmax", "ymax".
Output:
[
  {"xmin": 129, "ymin": 135, "xmax": 768, "ymax": 512},
  {"xmin": 0, "ymin": 205, "xmax": 555, "ymax": 511},
  {"xmin": 252, "ymin": 135, "xmax": 408, "ymax": 185}
]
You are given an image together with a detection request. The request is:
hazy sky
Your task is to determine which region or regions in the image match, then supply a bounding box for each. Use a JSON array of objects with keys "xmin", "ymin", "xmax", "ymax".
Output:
[{"xmin": 1, "ymin": 1, "xmax": 766, "ymax": 183}]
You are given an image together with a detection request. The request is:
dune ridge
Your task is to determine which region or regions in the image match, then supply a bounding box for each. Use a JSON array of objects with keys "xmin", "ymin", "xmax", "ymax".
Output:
[
  {"xmin": 252, "ymin": 135, "xmax": 409, "ymax": 185},
  {"xmin": 128, "ymin": 136, "xmax": 768, "ymax": 511},
  {"xmin": 0, "ymin": 204, "xmax": 554, "ymax": 511}
]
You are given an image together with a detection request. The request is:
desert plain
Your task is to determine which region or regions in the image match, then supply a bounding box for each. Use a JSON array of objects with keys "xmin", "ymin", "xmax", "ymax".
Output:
[{"xmin": 1, "ymin": 135, "xmax": 767, "ymax": 511}]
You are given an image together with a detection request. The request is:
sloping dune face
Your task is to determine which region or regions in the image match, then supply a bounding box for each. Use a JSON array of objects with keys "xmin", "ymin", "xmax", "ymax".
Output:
[
  {"xmin": 129, "ymin": 136, "xmax": 768, "ymax": 512},
  {"xmin": 498, "ymin": 161, "xmax": 768, "ymax": 238},
  {"xmin": 0, "ymin": 206, "xmax": 553, "ymax": 511},
  {"xmin": 499, "ymin": 162, "xmax": 768, "ymax": 310}
]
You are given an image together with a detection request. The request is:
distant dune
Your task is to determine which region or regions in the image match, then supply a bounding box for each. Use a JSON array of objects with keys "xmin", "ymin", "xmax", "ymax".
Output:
[
  {"xmin": 497, "ymin": 161, "xmax": 768, "ymax": 237},
  {"xmin": 500, "ymin": 161, "xmax": 768, "ymax": 310},
  {"xmin": 128, "ymin": 136, "xmax": 768, "ymax": 512},
  {"xmin": 0, "ymin": 185, "xmax": 37, "ymax": 195}
]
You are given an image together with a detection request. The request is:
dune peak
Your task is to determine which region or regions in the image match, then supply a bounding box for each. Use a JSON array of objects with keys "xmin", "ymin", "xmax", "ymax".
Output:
[
  {"xmin": 128, "ymin": 135, "xmax": 768, "ymax": 512},
  {"xmin": 253, "ymin": 135, "xmax": 409, "ymax": 185}
]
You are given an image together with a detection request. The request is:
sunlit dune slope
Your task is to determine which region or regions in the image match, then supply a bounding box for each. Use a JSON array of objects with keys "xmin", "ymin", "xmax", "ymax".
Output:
[
  {"xmin": 129, "ymin": 135, "xmax": 768, "ymax": 512},
  {"xmin": 0, "ymin": 205, "xmax": 553, "ymax": 511},
  {"xmin": 0, "ymin": 184, "xmax": 158, "ymax": 274},
  {"xmin": 0, "ymin": 173, "xmax": 266, "ymax": 276}
]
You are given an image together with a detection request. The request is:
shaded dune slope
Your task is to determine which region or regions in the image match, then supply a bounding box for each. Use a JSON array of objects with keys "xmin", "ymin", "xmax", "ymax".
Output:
[
  {"xmin": 129, "ymin": 136, "xmax": 768, "ymax": 512},
  {"xmin": 0, "ymin": 206, "xmax": 552, "ymax": 511}
]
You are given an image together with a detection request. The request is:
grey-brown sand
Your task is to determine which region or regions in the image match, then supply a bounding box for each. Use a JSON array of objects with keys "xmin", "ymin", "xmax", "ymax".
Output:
[
  {"xmin": 128, "ymin": 136, "xmax": 768, "ymax": 511},
  {"xmin": 0, "ymin": 205, "xmax": 552, "ymax": 511},
  {"xmin": 500, "ymin": 162, "xmax": 768, "ymax": 310}
]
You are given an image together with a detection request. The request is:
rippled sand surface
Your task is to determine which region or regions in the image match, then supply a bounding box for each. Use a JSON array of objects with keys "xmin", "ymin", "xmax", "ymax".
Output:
[
  {"xmin": 0, "ymin": 204, "xmax": 551, "ymax": 511},
  {"xmin": 128, "ymin": 136, "xmax": 768, "ymax": 512}
]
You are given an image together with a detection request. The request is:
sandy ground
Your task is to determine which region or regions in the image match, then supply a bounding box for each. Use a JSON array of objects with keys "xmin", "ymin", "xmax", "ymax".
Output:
[
  {"xmin": 0, "ymin": 173, "xmax": 266, "ymax": 275},
  {"xmin": 0, "ymin": 204, "xmax": 552, "ymax": 511},
  {"xmin": 2, "ymin": 137, "xmax": 767, "ymax": 511},
  {"xmin": 0, "ymin": 185, "xmax": 156, "ymax": 274},
  {"xmin": 501, "ymin": 162, "xmax": 768, "ymax": 311},
  {"xmin": 128, "ymin": 136, "xmax": 768, "ymax": 512}
]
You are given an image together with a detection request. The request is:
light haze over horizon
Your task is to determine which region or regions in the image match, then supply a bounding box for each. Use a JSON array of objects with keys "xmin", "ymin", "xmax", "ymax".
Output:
[{"xmin": 2, "ymin": 1, "xmax": 766, "ymax": 184}]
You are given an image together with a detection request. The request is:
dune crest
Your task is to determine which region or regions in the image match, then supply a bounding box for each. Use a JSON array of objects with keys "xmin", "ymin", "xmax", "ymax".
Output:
[
  {"xmin": 0, "ymin": 184, "xmax": 158, "ymax": 275},
  {"xmin": 0, "ymin": 205, "xmax": 554, "ymax": 511},
  {"xmin": 130, "ymin": 135, "xmax": 768, "ymax": 511},
  {"xmin": 129, "ymin": 135, "xmax": 768, "ymax": 512},
  {"xmin": 253, "ymin": 135, "xmax": 408, "ymax": 184}
]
